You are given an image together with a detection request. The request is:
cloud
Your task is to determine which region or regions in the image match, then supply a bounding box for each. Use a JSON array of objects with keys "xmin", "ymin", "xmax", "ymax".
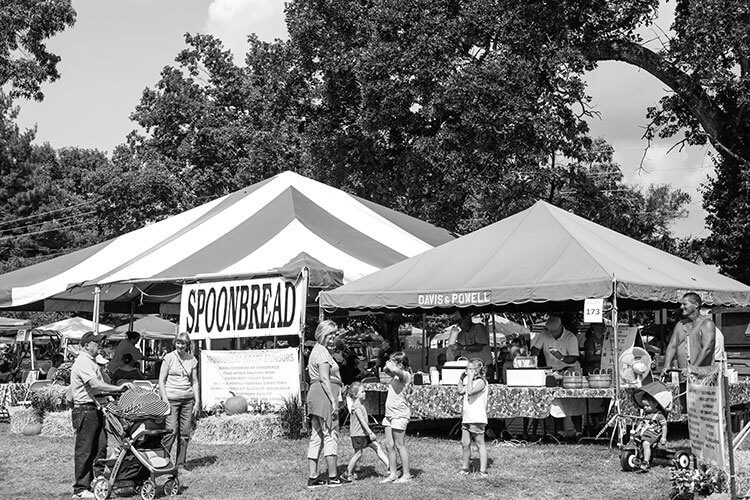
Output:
[{"xmin": 204, "ymin": 0, "xmax": 288, "ymax": 63}]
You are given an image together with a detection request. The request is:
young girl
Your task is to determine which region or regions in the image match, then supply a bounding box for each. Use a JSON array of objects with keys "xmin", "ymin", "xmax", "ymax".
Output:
[
  {"xmin": 345, "ymin": 382, "xmax": 390, "ymax": 480},
  {"xmin": 380, "ymin": 351, "xmax": 412, "ymax": 483},
  {"xmin": 457, "ymin": 357, "xmax": 489, "ymax": 476}
]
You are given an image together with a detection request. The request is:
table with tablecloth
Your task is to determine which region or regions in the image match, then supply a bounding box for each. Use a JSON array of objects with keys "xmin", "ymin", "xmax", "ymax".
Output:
[
  {"xmin": 0, "ymin": 383, "xmax": 29, "ymax": 422},
  {"xmin": 363, "ymin": 380, "xmax": 750, "ymax": 422}
]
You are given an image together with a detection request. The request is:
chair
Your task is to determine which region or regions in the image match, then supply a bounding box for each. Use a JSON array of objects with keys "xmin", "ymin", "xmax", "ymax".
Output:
[{"xmin": 20, "ymin": 379, "xmax": 52, "ymax": 407}]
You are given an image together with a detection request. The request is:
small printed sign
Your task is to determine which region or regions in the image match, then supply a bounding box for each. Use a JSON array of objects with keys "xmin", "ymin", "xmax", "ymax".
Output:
[{"xmin": 583, "ymin": 298, "xmax": 604, "ymax": 323}]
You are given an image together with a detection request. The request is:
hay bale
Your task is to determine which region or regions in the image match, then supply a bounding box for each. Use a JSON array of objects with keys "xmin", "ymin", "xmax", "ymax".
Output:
[
  {"xmin": 8, "ymin": 406, "xmax": 39, "ymax": 434},
  {"xmin": 192, "ymin": 413, "xmax": 283, "ymax": 444},
  {"xmin": 41, "ymin": 410, "xmax": 73, "ymax": 437}
]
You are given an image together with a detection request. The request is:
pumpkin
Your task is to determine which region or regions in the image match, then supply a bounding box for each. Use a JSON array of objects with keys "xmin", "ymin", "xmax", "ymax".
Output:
[
  {"xmin": 224, "ymin": 395, "xmax": 248, "ymax": 415},
  {"xmin": 22, "ymin": 422, "xmax": 43, "ymax": 436}
]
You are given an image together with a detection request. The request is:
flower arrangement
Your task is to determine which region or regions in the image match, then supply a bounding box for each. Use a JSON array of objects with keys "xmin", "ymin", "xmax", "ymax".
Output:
[
  {"xmin": 278, "ymin": 395, "xmax": 305, "ymax": 439},
  {"xmin": 30, "ymin": 386, "xmax": 68, "ymax": 421},
  {"xmin": 669, "ymin": 463, "xmax": 727, "ymax": 499},
  {"xmin": 204, "ymin": 397, "xmax": 274, "ymax": 416}
]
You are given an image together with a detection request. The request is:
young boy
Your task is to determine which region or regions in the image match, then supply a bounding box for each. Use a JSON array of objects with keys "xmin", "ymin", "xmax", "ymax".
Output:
[
  {"xmin": 345, "ymin": 381, "xmax": 390, "ymax": 480},
  {"xmin": 633, "ymin": 391, "xmax": 668, "ymax": 473}
]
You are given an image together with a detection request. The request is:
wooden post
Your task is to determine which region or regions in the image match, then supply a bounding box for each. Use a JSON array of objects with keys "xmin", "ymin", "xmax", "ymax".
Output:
[
  {"xmin": 611, "ymin": 278, "xmax": 624, "ymax": 446},
  {"xmin": 722, "ymin": 363, "xmax": 738, "ymax": 499}
]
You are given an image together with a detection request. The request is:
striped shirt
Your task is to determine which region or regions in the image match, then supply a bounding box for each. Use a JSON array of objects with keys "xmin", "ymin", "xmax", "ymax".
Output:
[{"xmin": 308, "ymin": 343, "xmax": 342, "ymax": 385}]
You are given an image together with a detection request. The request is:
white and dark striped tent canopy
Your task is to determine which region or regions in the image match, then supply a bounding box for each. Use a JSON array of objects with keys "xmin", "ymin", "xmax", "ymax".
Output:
[{"xmin": 0, "ymin": 171, "xmax": 454, "ymax": 313}]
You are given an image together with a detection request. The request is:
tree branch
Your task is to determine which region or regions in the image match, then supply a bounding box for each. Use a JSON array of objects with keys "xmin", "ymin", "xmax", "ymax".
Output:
[{"xmin": 579, "ymin": 39, "xmax": 725, "ymax": 146}]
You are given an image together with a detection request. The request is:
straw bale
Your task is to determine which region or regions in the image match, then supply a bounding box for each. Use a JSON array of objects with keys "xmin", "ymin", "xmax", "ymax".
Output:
[
  {"xmin": 41, "ymin": 410, "xmax": 73, "ymax": 437},
  {"xmin": 192, "ymin": 413, "xmax": 283, "ymax": 444},
  {"xmin": 8, "ymin": 406, "xmax": 39, "ymax": 434}
]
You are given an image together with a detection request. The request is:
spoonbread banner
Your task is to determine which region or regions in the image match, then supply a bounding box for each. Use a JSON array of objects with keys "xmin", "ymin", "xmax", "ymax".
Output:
[{"xmin": 179, "ymin": 276, "xmax": 305, "ymax": 339}]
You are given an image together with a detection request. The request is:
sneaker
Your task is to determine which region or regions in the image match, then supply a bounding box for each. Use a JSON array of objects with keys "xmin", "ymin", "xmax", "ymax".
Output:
[
  {"xmin": 71, "ymin": 491, "xmax": 95, "ymax": 499},
  {"xmin": 458, "ymin": 469, "xmax": 470, "ymax": 476},
  {"xmin": 307, "ymin": 476, "xmax": 327, "ymax": 489},
  {"xmin": 342, "ymin": 472, "xmax": 357, "ymax": 481},
  {"xmin": 327, "ymin": 476, "xmax": 350, "ymax": 487},
  {"xmin": 394, "ymin": 475, "xmax": 413, "ymax": 483},
  {"xmin": 479, "ymin": 471, "xmax": 489, "ymax": 478},
  {"xmin": 637, "ymin": 463, "xmax": 651, "ymax": 474},
  {"xmin": 379, "ymin": 474, "xmax": 399, "ymax": 484}
]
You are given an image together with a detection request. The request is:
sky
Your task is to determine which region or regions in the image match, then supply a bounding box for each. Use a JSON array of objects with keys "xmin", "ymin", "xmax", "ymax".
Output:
[{"xmin": 14, "ymin": 0, "xmax": 711, "ymax": 238}]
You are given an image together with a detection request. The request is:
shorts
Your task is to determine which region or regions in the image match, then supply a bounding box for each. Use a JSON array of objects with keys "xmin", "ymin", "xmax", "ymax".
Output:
[
  {"xmin": 462, "ymin": 423, "xmax": 486, "ymax": 435},
  {"xmin": 639, "ymin": 428, "xmax": 661, "ymax": 443},
  {"xmin": 382, "ymin": 416, "xmax": 409, "ymax": 431},
  {"xmin": 351, "ymin": 435, "xmax": 373, "ymax": 451}
]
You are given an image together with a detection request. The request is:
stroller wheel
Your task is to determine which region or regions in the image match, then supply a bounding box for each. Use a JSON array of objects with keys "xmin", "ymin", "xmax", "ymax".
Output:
[
  {"xmin": 674, "ymin": 451, "xmax": 692, "ymax": 470},
  {"xmin": 140, "ymin": 479, "xmax": 156, "ymax": 500},
  {"xmin": 164, "ymin": 477, "xmax": 180, "ymax": 496},
  {"xmin": 92, "ymin": 477, "xmax": 111, "ymax": 500}
]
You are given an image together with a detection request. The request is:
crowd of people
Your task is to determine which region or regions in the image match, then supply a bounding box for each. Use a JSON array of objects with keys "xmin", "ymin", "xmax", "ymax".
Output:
[{"xmin": 0, "ymin": 291, "xmax": 731, "ymax": 495}]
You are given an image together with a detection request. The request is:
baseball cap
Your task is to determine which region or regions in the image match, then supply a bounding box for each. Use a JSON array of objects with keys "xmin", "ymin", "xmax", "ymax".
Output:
[{"xmin": 80, "ymin": 331, "xmax": 106, "ymax": 346}]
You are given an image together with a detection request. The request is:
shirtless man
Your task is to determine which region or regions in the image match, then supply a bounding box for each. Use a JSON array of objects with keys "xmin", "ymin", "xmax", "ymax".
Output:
[{"xmin": 662, "ymin": 292, "xmax": 716, "ymax": 376}]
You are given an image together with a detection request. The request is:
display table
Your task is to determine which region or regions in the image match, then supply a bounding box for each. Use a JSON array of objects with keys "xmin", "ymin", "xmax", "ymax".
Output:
[
  {"xmin": 363, "ymin": 383, "xmax": 612, "ymax": 420},
  {"xmin": 363, "ymin": 380, "xmax": 750, "ymax": 422},
  {"xmin": 0, "ymin": 383, "xmax": 30, "ymax": 423}
]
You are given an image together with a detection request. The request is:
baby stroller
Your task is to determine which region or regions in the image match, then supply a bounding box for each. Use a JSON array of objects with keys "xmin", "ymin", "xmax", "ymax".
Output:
[
  {"xmin": 91, "ymin": 387, "xmax": 180, "ymax": 500},
  {"xmin": 620, "ymin": 380, "xmax": 692, "ymax": 471}
]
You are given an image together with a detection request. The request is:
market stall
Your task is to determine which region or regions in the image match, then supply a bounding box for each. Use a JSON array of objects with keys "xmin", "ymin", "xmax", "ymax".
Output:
[{"xmin": 320, "ymin": 200, "xmax": 750, "ymax": 435}]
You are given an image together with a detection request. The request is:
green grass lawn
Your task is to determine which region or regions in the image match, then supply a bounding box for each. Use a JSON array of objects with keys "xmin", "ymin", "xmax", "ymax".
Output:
[{"xmin": 0, "ymin": 424, "xmax": 678, "ymax": 499}]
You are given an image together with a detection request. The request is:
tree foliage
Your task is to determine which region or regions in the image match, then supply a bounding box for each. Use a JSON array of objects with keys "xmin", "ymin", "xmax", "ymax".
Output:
[{"xmin": 0, "ymin": 0, "xmax": 76, "ymax": 101}]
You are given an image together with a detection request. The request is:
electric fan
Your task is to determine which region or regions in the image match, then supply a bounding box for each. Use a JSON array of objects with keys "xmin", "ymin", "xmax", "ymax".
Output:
[{"xmin": 618, "ymin": 347, "xmax": 652, "ymax": 387}]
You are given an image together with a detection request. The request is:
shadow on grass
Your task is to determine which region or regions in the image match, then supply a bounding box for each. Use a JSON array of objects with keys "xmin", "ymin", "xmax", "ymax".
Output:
[
  {"xmin": 340, "ymin": 464, "xmax": 425, "ymax": 479},
  {"xmin": 185, "ymin": 455, "xmax": 218, "ymax": 470}
]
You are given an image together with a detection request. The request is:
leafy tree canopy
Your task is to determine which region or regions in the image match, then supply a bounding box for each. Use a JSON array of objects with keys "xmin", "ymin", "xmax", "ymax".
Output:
[{"xmin": 0, "ymin": 0, "xmax": 76, "ymax": 101}]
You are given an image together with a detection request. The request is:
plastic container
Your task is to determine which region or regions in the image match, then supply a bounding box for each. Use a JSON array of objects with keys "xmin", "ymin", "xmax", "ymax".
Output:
[{"xmin": 430, "ymin": 367, "xmax": 440, "ymax": 386}]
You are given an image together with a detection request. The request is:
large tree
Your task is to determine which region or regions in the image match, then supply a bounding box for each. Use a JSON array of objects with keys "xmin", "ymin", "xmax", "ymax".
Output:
[
  {"xmin": 0, "ymin": 0, "xmax": 76, "ymax": 101},
  {"xmin": 125, "ymin": 5, "xmax": 691, "ymax": 248}
]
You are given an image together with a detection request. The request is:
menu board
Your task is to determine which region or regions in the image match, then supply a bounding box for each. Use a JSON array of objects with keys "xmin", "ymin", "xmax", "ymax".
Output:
[
  {"xmin": 687, "ymin": 364, "xmax": 728, "ymax": 468},
  {"xmin": 200, "ymin": 348, "xmax": 300, "ymax": 409}
]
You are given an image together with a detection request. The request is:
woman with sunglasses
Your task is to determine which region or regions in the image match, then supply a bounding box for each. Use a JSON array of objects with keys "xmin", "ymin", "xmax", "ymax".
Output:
[{"xmin": 159, "ymin": 332, "xmax": 199, "ymax": 470}]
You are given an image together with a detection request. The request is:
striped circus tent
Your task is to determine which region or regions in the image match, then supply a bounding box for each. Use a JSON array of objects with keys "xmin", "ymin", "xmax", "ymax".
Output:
[{"xmin": 0, "ymin": 171, "xmax": 454, "ymax": 313}]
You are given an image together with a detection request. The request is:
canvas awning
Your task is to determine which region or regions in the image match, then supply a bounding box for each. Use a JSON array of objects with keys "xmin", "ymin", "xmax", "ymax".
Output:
[
  {"xmin": 38, "ymin": 317, "xmax": 113, "ymax": 340},
  {"xmin": 320, "ymin": 201, "xmax": 750, "ymax": 311},
  {"xmin": 0, "ymin": 171, "xmax": 454, "ymax": 312},
  {"xmin": 111, "ymin": 315, "xmax": 178, "ymax": 341}
]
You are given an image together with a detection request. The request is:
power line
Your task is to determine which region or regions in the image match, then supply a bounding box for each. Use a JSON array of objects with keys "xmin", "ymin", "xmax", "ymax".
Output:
[
  {"xmin": 0, "ymin": 210, "xmax": 97, "ymax": 236},
  {"xmin": 0, "ymin": 221, "xmax": 93, "ymax": 242},
  {"xmin": 0, "ymin": 199, "xmax": 97, "ymax": 228}
]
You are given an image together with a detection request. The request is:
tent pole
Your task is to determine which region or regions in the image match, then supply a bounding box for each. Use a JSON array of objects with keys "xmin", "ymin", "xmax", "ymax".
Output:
[
  {"xmin": 129, "ymin": 300, "xmax": 135, "ymax": 331},
  {"xmin": 611, "ymin": 277, "xmax": 624, "ymax": 447},
  {"xmin": 93, "ymin": 286, "xmax": 101, "ymax": 334},
  {"xmin": 422, "ymin": 313, "xmax": 427, "ymax": 371},
  {"xmin": 491, "ymin": 306, "xmax": 497, "ymax": 383},
  {"xmin": 300, "ymin": 268, "xmax": 310, "ymax": 433}
]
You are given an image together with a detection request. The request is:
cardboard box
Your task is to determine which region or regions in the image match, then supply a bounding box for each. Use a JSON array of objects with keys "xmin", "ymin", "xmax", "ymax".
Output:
[{"xmin": 506, "ymin": 369, "xmax": 547, "ymax": 387}]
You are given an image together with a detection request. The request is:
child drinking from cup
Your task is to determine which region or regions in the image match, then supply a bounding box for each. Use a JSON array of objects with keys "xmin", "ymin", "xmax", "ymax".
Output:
[
  {"xmin": 344, "ymin": 381, "xmax": 390, "ymax": 480},
  {"xmin": 457, "ymin": 357, "xmax": 489, "ymax": 476},
  {"xmin": 380, "ymin": 351, "xmax": 412, "ymax": 483}
]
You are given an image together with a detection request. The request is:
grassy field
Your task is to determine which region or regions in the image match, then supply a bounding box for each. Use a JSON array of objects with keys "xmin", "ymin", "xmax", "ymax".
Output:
[{"xmin": 0, "ymin": 422, "xmax": 684, "ymax": 500}]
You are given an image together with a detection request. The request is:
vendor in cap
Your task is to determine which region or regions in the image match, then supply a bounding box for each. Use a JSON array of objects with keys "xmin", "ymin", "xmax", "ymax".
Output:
[
  {"xmin": 69, "ymin": 331, "xmax": 132, "ymax": 499},
  {"xmin": 446, "ymin": 311, "xmax": 492, "ymax": 366}
]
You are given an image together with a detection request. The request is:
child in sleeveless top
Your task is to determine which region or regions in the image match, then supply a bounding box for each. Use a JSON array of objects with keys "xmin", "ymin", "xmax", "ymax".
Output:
[
  {"xmin": 380, "ymin": 351, "xmax": 412, "ymax": 483},
  {"xmin": 344, "ymin": 382, "xmax": 389, "ymax": 480},
  {"xmin": 457, "ymin": 357, "xmax": 489, "ymax": 476}
]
